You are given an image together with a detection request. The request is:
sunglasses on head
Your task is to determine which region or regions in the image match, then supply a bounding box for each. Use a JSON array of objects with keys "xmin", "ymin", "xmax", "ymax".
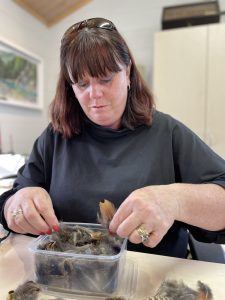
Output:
[{"xmin": 62, "ymin": 18, "xmax": 116, "ymax": 42}]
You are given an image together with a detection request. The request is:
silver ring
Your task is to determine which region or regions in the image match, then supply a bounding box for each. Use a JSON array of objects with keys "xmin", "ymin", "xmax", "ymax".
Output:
[
  {"xmin": 12, "ymin": 208, "xmax": 23, "ymax": 218},
  {"xmin": 137, "ymin": 225, "xmax": 150, "ymax": 243}
]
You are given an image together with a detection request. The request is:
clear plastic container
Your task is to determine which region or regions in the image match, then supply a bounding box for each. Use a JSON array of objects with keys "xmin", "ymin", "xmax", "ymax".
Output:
[
  {"xmin": 28, "ymin": 222, "xmax": 129, "ymax": 297},
  {"xmin": 37, "ymin": 258, "xmax": 138, "ymax": 299}
]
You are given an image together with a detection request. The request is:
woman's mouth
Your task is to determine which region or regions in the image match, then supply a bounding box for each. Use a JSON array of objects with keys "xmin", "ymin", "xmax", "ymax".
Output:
[{"xmin": 90, "ymin": 105, "xmax": 109, "ymax": 110}]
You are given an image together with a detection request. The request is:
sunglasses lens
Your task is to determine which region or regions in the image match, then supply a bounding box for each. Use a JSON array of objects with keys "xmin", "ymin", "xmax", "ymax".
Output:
[
  {"xmin": 68, "ymin": 18, "xmax": 114, "ymax": 33},
  {"xmin": 87, "ymin": 18, "xmax": 115, "ymax": 30},
  {"xmin": 97, "ymin": 21, "xmax": 114, "ymax": 30},
  {"xmin": 62, "ymin": 18, "xmax": 116, "ymax": 42}
]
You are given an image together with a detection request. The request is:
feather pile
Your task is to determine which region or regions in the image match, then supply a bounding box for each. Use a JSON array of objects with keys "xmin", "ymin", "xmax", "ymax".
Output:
[
  {"xmin": 8, "ymin": 279, "xmax": 213, "ymax": 300},
  {"xmin": 7, "ymin": 281, "xmax": 40, "ymax": 300},
  {"xmin": 147, "ymin": 279, "xmax": 213, "ymax": 300}
]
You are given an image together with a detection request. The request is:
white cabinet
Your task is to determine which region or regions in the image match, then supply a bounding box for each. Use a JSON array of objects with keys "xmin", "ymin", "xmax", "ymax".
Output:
[{"xmin": 153, "ymin": 24, "xmax": 225, "ymax": 158}]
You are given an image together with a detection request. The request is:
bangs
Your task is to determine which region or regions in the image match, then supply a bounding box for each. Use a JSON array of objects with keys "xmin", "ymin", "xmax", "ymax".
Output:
[{"xmin": 64, "ymin": 31, "xmax": 124, "ymax": 84}]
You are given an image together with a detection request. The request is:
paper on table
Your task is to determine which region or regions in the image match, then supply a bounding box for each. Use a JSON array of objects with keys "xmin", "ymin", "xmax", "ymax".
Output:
[{"xmin": 0, "ymin": 154, "xmax": 25, "ymax": 179}]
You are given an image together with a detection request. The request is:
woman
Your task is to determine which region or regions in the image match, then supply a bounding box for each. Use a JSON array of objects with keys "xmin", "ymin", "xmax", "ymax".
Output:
[{"xmin": 1, "ymin": 18, "xmax": 225, "ymax": 258}]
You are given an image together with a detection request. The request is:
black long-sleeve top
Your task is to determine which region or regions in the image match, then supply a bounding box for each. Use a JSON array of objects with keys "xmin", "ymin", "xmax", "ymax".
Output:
[{"xmin": 1, "ymin": 110, "xmax": 225, "ymax": 258}]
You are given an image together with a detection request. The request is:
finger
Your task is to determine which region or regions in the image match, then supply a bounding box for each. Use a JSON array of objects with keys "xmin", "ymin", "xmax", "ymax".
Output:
[
  {"xmin": 5, "ymin": 205, "xmax": 25, "ymax": 234},
  {"xmin": 10, "ymin": 224, "xmax": 27, "ymax": 234},
  {"xmin": 133, "ymin": 225, "xmax": 169, "ymax": 248},
  {"xmin": 13, "ymin": 212, "xmax": 41, "ymax": 235},
  {"xmin": 21, "ymin": 199, "xmax": 51, "ymax": 233},
  {"xmin": 128, "ymin": 223, "xmax": 152, "ymax": 244},
  {"xmin": 116, "ymin": 212, "xmax": 141, "ymax": 238},
  {"xmin": 109, "ymin": 196, "xmax": 134, "ymax": 232},
  {"xmin": 33, "ymin": 194, "xmax": 59, "ymax": 229},
  {"xmin": 8, "ymin": 206, "xmax": 39, "ymax": 235},
  {"xmin": 7, "ymin": 215, "xmax": 27, "ymax": 234},
  {"xmin": 143, "ymin": 230, "xmax": 164, "ymax": 248},
  {"xmin": 143, "ymin": 220, "xmax": 172, "ymax": 248}
]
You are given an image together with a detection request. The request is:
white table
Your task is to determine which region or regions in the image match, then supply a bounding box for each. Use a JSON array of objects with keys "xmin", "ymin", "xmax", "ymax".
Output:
[{"xmin": 1, "ymin": 234, "xmax": 225, "ymax": 299}]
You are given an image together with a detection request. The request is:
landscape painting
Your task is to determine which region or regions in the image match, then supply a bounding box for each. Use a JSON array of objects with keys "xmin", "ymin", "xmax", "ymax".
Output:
[{"xmin": 0, "ymin": 39, "xmax": 42, "ymax": 109}]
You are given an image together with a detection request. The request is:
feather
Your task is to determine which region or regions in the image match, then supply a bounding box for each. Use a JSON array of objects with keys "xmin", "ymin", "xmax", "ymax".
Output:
[
  {"xmin": 147, "ymin": 279, "xmax": 214, "ymax": 300},
  {"xmin": 98, "ymin": 199, "xmax": 116, "ymax": 228},
  {"xmin": 197, "ymin": 281, "xmax": 213, "ymax": 300},
  {"xmin": 7, "ymin": 281, "xmax": 40, "ymax": 300}
]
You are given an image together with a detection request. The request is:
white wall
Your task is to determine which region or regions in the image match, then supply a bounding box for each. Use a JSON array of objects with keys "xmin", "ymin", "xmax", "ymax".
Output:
[
  {"xmin": 1, "ymin": 0, "xmax": 225, "ymax": 154},
  {"xmin": 48, "ymin": 0, "xmax": 225, "ymax": 90},
  {"xmin": 0, "ymin": 0, "xmax": 51, "ymax": 154}
]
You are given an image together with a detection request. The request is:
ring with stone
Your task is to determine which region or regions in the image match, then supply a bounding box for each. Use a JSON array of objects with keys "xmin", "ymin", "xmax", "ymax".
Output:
[
  {"xmin": 12, "ymin": 208, "xmax": 23, "ymax": 218},
  {"xmin": 137, "ymin": 225, "xmax": 150, "ymax": 243}
]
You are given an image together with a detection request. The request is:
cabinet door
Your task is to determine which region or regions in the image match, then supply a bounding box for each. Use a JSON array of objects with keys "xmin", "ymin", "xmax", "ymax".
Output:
[
  {"xmin": 207, "ymin": 24, "xmax": 225, "ymax": 158},
  {"xmin": 153, "ymin": 26, "xmax": 207, "ymax": 140}
]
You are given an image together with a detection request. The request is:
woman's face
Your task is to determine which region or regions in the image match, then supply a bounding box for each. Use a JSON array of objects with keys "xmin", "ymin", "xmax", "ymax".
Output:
[{"xmin": 72, "ymin": 63, "xmax": 130, "ymax": 129}]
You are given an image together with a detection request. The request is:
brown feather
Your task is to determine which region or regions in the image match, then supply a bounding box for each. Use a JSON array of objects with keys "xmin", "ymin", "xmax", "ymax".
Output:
[
  {"xmin": 98, "ymin": 199, "xmax": 116, "ymax": 228},
  {"xmin": 197, "ymin": 281, "xmax": 213, "ymax": 300}
]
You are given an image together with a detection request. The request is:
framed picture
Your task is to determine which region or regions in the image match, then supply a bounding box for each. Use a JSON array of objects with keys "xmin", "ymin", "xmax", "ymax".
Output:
[{"xmin": 0, "ymin": 37, "xmax": 43, "ymax": 110}]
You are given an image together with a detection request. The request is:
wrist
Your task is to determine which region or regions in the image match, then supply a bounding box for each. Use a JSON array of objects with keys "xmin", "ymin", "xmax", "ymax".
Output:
[{"xmin": 167, "ymin": 183, "xmax": 182, "ymax": 221}]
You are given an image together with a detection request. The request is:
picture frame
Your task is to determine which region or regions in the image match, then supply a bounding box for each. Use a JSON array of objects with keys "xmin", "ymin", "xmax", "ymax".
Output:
[{"xmin": 0, "ymin": 37, "xmax": 43, "ymax": 110}]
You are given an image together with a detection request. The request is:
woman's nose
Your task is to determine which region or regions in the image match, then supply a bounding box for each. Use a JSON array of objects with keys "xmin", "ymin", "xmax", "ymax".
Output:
[{"xmin": 89, "ymin": 83, "xmax": 103, "ymax": 99}]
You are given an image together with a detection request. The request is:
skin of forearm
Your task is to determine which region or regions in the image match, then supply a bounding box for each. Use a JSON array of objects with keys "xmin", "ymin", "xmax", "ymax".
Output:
[{"xmin": 170, "ymin": 183, "xmax": 225, "ymax": 231}]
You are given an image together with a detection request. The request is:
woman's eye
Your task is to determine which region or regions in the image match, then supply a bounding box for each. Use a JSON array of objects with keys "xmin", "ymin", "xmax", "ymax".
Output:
[
  {"xmin": 77, "ymin": 82, "xmax": 88, "ymax": 88},
  {"xmin": 100, "ymin": 76, "xmax": 113, "ymax": 84}
]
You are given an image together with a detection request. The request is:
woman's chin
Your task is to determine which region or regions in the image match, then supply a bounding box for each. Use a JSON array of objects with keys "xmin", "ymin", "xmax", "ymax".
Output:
[{"xmin": 91, "ymin": 117, "xmax": 120, "ymax": 130}]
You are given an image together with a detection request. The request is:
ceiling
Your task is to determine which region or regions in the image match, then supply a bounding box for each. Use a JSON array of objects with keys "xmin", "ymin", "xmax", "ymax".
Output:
[{"xmin": 13, "ymin": 0, "xmax": 91, "ymax": 27}]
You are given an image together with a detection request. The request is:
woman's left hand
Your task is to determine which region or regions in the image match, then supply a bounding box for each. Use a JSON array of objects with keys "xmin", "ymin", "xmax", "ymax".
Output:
[{"xmin": 109, "ymin": 185, "xmax": 180, "ymax": 248}]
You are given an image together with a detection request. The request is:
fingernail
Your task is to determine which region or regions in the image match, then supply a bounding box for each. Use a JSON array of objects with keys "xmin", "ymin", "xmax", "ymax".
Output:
[
  {"xmin": 109, "ymin": 229, "xmax": 115, "ymax": 236},
  {"xmin": 53, "ymin": 225, "xmax": 59, "ymax": 232},
  {"xmin": 46, "ymin": 229, "xmax": 52, "ymax": 235}
]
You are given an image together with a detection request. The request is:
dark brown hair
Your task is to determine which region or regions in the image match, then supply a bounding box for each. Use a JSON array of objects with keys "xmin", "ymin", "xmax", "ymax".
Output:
[{"xmin": 50, "ymin": 20, "xmax": 155, "ymax": 138}]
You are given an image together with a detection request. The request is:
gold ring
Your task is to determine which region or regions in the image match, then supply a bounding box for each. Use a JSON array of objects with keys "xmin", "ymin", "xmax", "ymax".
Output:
[
  {"xmin": 12, "ymin": 208, "xmax": 23, "ymax": 218},
  {"xmin": 137, "ymin": 225, "xmax": 150, "ymax": 243}
]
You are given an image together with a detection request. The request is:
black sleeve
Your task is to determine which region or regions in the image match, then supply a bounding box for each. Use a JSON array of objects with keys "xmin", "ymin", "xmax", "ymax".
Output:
[
  {"xmin": 0, "ymin": 125, "xmax": 53, "ymax": 230},
  {"xmin": 172, "ymin": 120, "xmax": 225, "ymax": 243},
  {"xmin": 185, "ymin": 224, "xmax": 225, "ymax": 244}
]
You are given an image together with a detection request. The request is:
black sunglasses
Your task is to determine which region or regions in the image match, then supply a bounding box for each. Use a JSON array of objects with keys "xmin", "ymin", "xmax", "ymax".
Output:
[{"xmin": 62, "ymin": 18, "xmax": 116, "ymax": 42}]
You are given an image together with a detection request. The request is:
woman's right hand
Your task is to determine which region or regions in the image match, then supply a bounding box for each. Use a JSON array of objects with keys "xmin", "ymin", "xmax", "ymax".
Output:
[{"xmin": 4, "ymin": 187, "xmax": 59, "ymax": 235}]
